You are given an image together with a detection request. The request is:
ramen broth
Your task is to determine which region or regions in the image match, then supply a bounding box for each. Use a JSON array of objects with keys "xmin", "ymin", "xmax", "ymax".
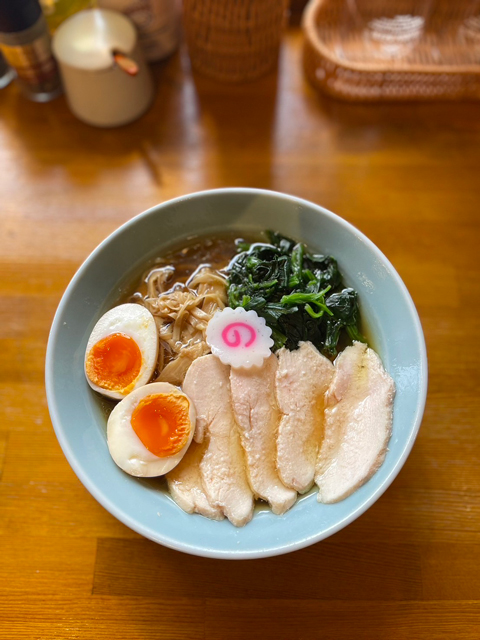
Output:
[{"xmin": 127, "ymin": 232, "xmax": 261, "ymax": 300}]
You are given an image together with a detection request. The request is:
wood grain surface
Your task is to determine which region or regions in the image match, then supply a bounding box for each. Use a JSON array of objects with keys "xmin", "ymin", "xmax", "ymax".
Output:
[{"xmin": 1, "ymin": 25, "xmax": 480, "ymax": 640}]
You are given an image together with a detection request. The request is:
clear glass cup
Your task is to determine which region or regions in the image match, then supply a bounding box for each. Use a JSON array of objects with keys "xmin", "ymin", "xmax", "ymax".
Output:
[{"xmin": 336, "ymin": 0, "xmax": 433, "ymax": 62}]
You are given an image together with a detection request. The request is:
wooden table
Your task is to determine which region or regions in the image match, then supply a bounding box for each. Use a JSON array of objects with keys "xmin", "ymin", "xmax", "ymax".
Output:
[{"xmin": 1, "ymin": 26, "xmax": 480, "ymax": 640}]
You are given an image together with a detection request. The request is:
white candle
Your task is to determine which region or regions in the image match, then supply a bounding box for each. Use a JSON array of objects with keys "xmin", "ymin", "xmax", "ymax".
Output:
[{"xmin": 53, "ymin": 9, "xmax": 154, "ymax": 127}]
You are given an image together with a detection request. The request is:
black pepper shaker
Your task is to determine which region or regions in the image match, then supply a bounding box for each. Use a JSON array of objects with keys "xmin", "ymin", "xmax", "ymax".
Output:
[{"xmin": 0, "ymin": 0, "xmax": 62, "ymax": 101}]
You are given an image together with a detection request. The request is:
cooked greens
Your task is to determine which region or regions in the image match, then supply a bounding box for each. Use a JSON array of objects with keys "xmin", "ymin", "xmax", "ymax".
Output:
[{"xmin": 227, "ymin": 231, "xmax": 365, "ymax": 355}]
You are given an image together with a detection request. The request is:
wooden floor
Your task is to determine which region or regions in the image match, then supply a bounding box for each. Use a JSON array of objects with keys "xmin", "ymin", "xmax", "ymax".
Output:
[{"xmin": 1, "ymin": 25, "xmax": 480, "ymax": 640}]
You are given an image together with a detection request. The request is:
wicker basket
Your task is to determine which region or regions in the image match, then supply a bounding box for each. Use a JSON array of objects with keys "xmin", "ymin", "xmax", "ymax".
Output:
[
  {"xmin": 183, "ymin": 0, "xmax": 291, "ymax": 82},
  {"xmin": 303, "ymin": 0, "xmax": 480, "ymax": 101}
]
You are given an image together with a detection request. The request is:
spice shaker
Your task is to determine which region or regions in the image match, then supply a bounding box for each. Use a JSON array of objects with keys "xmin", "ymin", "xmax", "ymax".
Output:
[
  {"xmin": 0, "ymin": 0, "xmax": 62, "ymax": 101},
  {"xmin": 97, "ymin": 0, "xmax": 180, "ymax": 62}
]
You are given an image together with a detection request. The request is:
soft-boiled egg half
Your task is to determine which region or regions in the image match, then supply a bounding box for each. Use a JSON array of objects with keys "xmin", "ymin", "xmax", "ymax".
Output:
[
  {"xmin": 85, "ymin": 303, "xmax": 159, "ymax": 400},
  {"xmin": 107, "ymin": 382, "xmax": 196, "ymax": 477}
]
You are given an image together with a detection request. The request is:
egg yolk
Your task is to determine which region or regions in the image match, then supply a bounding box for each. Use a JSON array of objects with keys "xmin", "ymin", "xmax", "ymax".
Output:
[
  {"xmin": 131, "ymin": 393, "xmax": 191, "ymax": 458},
  {"xmin": 86, "ymin": 333, "xmax": 142, "ymax": 391}
]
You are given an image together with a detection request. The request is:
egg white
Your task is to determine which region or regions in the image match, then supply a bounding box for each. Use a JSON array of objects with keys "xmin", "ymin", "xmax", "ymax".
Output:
[
  {"xmin": 84, "ymin": 303, "xmax": 159, "ymax": 400},
  {"xmin": 107, "ymin": 382, "xmax": 196, "ymax": 477}
]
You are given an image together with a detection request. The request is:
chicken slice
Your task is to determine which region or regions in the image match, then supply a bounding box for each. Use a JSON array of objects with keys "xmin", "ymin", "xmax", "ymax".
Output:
[
  {"xmin": 167, "ymin": 440, "xmax": 224, "ymax": 521},
  {"xmin": 230, "ymin": 355, "xmax": 297, "ymax": 515},
  {"xmin": 182, "ymin": 354, "xmax": 254, "ymax": 527},
  {"xmin": 315, "ymin": 341, "xmax": 395, "ymax": 504},
  {"xmin": 276, "ymin": 341, "xmax": 334, "ymax": 493}
]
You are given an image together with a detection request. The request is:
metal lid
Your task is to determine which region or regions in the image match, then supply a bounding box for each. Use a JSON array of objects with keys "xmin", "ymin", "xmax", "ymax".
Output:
[{"xmin": 0, "ymin": 0, "xmax": 42, "ymax": 34}]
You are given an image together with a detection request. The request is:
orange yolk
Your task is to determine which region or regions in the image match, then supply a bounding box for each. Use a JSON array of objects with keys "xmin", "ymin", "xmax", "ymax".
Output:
[
  {"xmin": 86, "ymin": 333, "xmax": 142, "ymax": 391},
  {"xmin": 131, "ymin": 393, "xmax": 191, "ymax": 458}
]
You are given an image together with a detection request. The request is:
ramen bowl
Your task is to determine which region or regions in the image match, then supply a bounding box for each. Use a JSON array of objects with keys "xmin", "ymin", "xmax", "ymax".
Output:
[{"xmin": 45, "ymin": 188, "xmax": 428, "ymax": 559}]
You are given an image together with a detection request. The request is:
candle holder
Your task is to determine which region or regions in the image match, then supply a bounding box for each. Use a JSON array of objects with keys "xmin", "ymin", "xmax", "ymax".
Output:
[{"xmin": 52, "ymin": 8, "xmax": 154, "ymax": 126}]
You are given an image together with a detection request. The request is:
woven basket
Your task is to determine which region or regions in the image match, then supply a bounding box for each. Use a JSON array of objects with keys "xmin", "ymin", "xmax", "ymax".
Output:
[
  {"xmin": 183, "ymin": 0, "xmax": 291, "ymax": 82},
  {"xmin": 303, "ymin": 0, "xmax": 480, "ymax": 101}
]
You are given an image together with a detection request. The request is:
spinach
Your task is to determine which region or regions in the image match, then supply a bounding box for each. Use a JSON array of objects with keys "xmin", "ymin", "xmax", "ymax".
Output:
[{"xmin": 227, "ymin": 232, "xmax": 366, "ymax": 355}]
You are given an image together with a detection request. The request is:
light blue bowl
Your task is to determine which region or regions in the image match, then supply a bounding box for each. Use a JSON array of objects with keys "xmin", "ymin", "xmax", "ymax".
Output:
[{"xmin": 45, "ymin": 188, "xmax": 428, "ymax": 559}]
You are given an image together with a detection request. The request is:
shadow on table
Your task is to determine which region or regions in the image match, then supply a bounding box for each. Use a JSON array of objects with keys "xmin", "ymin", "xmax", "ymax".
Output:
[
  {"xmin": 311, "ymin": 91, "xmax": 480, "ymax": 133},
  {"xmin": 187, "ymin": 63, "xmax": 280, "ymax": 191},
  {"xmin": 3, "ymin": 54, "xmax": 185, "ymax": 187},
  {"xmin": 92, "ymin": 487, "xmax": 424, "ymax": 606},
  {"xmin": 4, "ymin": 50, "xmax": 280, "ymax": 191}
]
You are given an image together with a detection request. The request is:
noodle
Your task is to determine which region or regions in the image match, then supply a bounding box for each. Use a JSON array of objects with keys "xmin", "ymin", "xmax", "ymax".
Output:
[
  {"xmin": 139, "ymin": 265, "xmax": 227, "ymax": 385},
  {"xmin": 146, "ymin": 266, "xmax": 175, "ymax": 298}
]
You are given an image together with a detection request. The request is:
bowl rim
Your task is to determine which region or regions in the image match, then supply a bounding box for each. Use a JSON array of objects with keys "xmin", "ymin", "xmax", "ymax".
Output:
[{"xmin": 45, "ymin": 187, "xmax": 428, "ymax": 559}]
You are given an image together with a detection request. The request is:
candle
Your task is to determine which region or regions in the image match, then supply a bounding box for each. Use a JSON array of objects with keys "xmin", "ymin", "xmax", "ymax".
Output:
[{"xmin": 52, "ymin": 8, "xmax": 154, "ymax": 127}]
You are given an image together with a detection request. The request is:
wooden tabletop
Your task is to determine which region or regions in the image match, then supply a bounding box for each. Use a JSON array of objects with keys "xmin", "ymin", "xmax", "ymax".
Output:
[{"xmin": 1, "ymin": 25, "xmax": 480, "ymax": 640}]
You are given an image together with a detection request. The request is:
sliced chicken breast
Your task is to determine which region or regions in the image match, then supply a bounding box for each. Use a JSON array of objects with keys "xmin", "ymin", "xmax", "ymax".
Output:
[
  {"xmin": 315, "ymin": 341, "xmax": 395, "ymax": 504},
  {"xmin": 230, "ymin": 354, "xmax": 297, "ymax": 515},
  {"xmin": 276, "ymin": 341, "xmax": 334, "ymax": 493},
  {"xmin": 167, "ymin": 440, "xmax": 224, "ymax": 521},
  {"xmin": 182, "ymin": 354, "xmax": 254, "ymax": 527}
]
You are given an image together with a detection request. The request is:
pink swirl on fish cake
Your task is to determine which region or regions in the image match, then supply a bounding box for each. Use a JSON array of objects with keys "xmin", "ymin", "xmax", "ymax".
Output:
[{"xmin": 221, "ymin": 322, "xmax": 257, "ymax": 348}]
